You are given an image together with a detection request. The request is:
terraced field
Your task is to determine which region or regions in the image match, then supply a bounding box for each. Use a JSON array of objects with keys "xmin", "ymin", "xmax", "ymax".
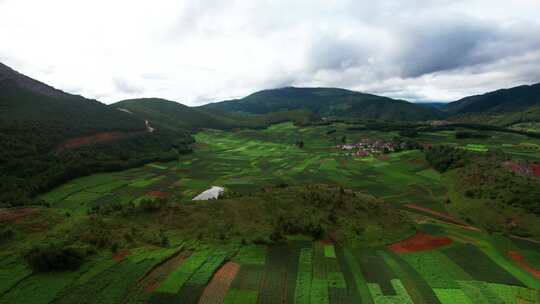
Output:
[
  {"xmin": 40, "ymin": 123, "xmax": 454, "ymax": 212},
  {"xmin": 2, "ymin": 223, "xmax": 538, "ymax": 303},
  {"xmin": 2, "ymin": 122, "xmax": 540, "ymax": 303}
]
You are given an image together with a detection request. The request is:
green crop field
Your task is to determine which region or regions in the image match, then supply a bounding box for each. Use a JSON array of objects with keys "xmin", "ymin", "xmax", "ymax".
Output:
[{"xmin": 2, "ymin": 122, "xmax": 540, "ymax": 303}]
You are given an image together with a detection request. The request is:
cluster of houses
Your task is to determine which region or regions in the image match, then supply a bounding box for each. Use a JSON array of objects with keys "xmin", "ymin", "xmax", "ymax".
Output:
[{"xmin": 337, "ymin": 139, "xmax": 411, "ymax": 157}]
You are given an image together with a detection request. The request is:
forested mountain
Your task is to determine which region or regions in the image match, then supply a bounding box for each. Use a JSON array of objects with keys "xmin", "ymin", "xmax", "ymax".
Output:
[
  {"xmin": 445, "ymin": 83, "xmax": 540, "ymax": 115},
  {"xmin": 0, "ymin": 63, "xmax": 193, "ymax": 207},
  {"xmin": 449, "ymin": 105, "xmax": 540, "ymax": 131},
  {"xmin": 113, "ymin": 98, "xmax": 317, "ymax": 131},
  {"xmin": 201, "ymin": 87, "xmax": 442, "ymax": 121},
  {"xmin": 0, "ymin": 62, "xmax": 147, "ymax": 149}
]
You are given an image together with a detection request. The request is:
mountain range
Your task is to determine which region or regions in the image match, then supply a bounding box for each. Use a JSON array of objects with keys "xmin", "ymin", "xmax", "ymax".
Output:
[
  {"xmin": 2, "ymin": 61, "xmax": 540, "ymax": 141},
  {"xmin": 2, "ymin": 61, "xmax": 540, "ymax": 205}
]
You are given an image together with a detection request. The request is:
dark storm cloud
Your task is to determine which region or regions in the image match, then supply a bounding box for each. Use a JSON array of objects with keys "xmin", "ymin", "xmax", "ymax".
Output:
[
  {"xmin": 307, "ymin": 34, "xmax": 371, "ymax": 72},
  {"xmin": 399, "ymin": 21, "xmax": 498, "ymax": 77},
  {"xmin": 398, "ymin": 19, "xmax": 540, "ymax": 78}
]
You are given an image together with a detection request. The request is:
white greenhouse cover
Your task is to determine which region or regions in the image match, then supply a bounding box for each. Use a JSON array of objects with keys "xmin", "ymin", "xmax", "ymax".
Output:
[{"xmin": 192, "ymin": 186, "xmax": 225, "ymax": 201}]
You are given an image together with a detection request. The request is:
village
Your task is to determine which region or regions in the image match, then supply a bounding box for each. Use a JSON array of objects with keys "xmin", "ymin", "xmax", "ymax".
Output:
[{"xmin": 337, "ymin": 138, "xmax": 414, "ymax": 157}]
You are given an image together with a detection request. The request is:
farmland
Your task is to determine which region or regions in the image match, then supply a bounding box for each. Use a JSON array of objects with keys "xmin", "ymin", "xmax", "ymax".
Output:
[{"xmin": 1, "ymin": 122, "xmax": 540, "ymax": 303}]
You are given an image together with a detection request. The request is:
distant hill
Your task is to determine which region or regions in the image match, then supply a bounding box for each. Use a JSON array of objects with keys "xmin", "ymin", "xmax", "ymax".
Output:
[
  {"xmin": 0, "ymin": 63, "xmax": 192, "ymax": 206},
  {"xmin": 415, "ymin": 102, "xmax": 448, "ymax": 109},
  {"xmin": 113, "ymin": 98, "xmax": 317, "ymax": 131},
  {"xmin": 0, "ymin": 62, "xmax": 148, "ymax": 149},
  {"xmin": 201, "ymin": 87, "xmax": 442, "ymax": 121},
  {"xmin": 445, "ymin": 83, "xmax": 540, "ymax": 115},
  {"xmin": 450, "ymin": 105, "xmax": 540, "ymax": 129},
  {"xmin": 113, "ymin": 98, "xmax": 258, "ymax": 131}
]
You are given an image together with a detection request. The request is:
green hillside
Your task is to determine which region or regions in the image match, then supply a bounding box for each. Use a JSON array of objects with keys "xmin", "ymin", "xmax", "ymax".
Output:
[
  {"xmin": 113, "ymin": 98, "xmax": 317, "ymax": 131},
  {"xmin": 0, "ymin": 63, "xmax": 193, "ymax": 207},
  {"xmin": 0, "ymin": 63, "xmax": 147, "ymax": 150},
  {"xmin": 445, "ymin": 83, "xmax": 540, "ymax": 115},
  {"xmin": 202, "ymin": 87, "xmax": 442, "ymax": 121},
  {"xmin": 449, "ymin": 106, "xmax": 540, "ymax": 132}
]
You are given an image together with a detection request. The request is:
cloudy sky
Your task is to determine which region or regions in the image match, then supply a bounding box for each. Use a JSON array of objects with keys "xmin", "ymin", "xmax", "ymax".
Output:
[{"xmin": 1, "ymin": 0, "xmax": 540, "ymax": 105}]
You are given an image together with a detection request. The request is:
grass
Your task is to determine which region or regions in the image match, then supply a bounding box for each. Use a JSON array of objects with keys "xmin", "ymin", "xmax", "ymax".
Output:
[
  {"xmin": 463, "ymin": 144, "xmax": 489, "ymax": 152},
  {"xmin": 324, "ymin": 245, "xmax": 336, "ymax": 258},
  {"xmin": 232, "ymin": 245, "xmax": 267, "ymax": 265},
  {"xmin": 294, "ymin": 248, "xmax": 313, "ymax": 304},
  {"xmin": 367, "ymin": 279, "xmax": 414, "ymax": 304},
  {"xmin": 401, "ymin": 249, "xmax": 472, "ymax": 289},
  {"xmin": 443, "ymin": 244, "xmax": 526, "ymax": 287},
  {"xmin": 129, "ymin": 175, "xmax": 165, "ymax": 188},
  {"xmin": 433, "ymin": 288, "xmax": 473, "ymax": 304},
  {"xmin": 157, "ymin": 250, "xmax": 211, "ymax": 294},
  {"xmin": 224, "ymin": 289, "xmax": 258, "ymax": 304}
]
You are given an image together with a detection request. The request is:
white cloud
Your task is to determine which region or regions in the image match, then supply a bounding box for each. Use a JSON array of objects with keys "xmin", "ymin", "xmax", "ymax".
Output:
[{"xmin": 1, "ymin": 0, "xmax": 539, "ymax": 105}]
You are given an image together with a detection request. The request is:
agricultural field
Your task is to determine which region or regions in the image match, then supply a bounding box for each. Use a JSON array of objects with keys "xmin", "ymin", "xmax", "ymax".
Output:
[
  {"xmin": 39, "ymin": 122, "xmax": 456, "ymax": 212},
  {"xmin": 2, "ymin": 122, "xmax": 540, "ymax": 303},
  {"xmin": 1, "ymin": 222, "xmax": 538, "ymax": 303}
]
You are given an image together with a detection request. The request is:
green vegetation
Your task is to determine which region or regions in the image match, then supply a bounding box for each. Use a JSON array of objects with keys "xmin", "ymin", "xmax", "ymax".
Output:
[
  {"xmin": 113, "ymin": 98, "xmax": 316, "ymax": 131},
  {"xmin": 24, "ymin": 243, "xmax": 85, "ymax": 272},
  {"xmin": 0, "ymin": 64, "xmax": 194, "ymax": 207},
  {"xmin": 2, "ymin": 88, "xmax": 540, "ymax": 303},
  {"xmin": 202, "ymin": 87, "xmax": 442, "ymax": 121},
  {"xmin": 445, "ymin": 83, "xmax": 540, "ymax": 115}
]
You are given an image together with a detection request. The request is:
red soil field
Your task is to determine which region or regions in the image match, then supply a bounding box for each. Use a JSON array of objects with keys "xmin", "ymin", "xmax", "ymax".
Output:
[
  {"xmin": 113, "ymin": 250, "xmax": 130, "ymax": 262},
  {"xmin": 147, "ymin": 191, "xmax": 170, "ymax": 199},
  {"xmin": 197, "ymin": 261, "xmax": 240, "ymax": 304},
  {"xmin": 504, "ymin": 161, "xmax": 532, "ymax": 176},
  {"xmin": 404, "ymin": 204, "xmax": 480, "ymax": 231},
  {"xmin": 507, "ymin": 251, "xmax": 540, "ymax": 279},
  {"xmin": 62, "ymin": 132, "xmax": 128, "ymax": 148},
  {"xmin": 503, "ymin": 161, "xmax": 540, "ymax": 178},
  {"xmin": 60, "ymin": 129, "xmax": 148, "ymax": 149},
  {"xmin": 388, "ymin": 232, "xmax": 453, "ymax": 253},
  {"xmin": 530, "ymin": 164, "xmax": 540, "ymax": 177},
  {"xmin": 0, "ymin": 208, "xmax": 39, "ymax": 223}
]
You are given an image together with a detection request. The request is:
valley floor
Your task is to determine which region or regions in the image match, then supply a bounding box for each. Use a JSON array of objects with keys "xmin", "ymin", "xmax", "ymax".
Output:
[{"xmin": 1, "ymin": 122, "xmax": 540, "ymax": 303}]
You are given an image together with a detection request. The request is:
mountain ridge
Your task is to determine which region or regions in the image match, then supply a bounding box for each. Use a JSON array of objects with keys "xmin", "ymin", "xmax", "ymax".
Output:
[
  {"xmin": 445, "ymin": 83, "xmax": 540, "ymax": 115},
  {"xmin": 201, "ymin": 86, "xmax": 443, "ymax": 121}
]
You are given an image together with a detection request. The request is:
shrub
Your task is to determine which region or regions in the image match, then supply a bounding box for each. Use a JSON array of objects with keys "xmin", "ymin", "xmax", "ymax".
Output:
[
  {"xmin": 138, "ymin": 198, "xmax": 166, "ymax": 212},
  {"xmin": 25, "ymin": 243, "xmax": 85, "ymax": 272},
  {"xmin": 455, "ymin": 131, "xmax": 489, "ymax": 139},
  {"xmin": 159, "ymin": 230, "xmax": 169, "ymax": 247},
  {"xmin": 0, "ymin": 228, "xmax": 15, "ymax": 243},
  {"xmin": 425, "ymin": 145, "xmax": 470, "ymax": 172},
  {"xmin": 399, "ymin": 130, "xmax": 418, "ymax": 137}
]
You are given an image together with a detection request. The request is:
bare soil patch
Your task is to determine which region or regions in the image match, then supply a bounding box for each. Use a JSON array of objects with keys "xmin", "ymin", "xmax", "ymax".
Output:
[
  {"xmin": 0, "ymin": 208, "xmax": 39, "ymax": 223},
  {"xmin": 147, "ymin": 191, "xmax": 170, "ymax": 199},
  {"xmin": 404, "ymin": 204, "xmax": 480, "ymax": 231},
  {"xmin": 197, "ymin": 261, "xmax": 240, "ymax": 304},
  {"xmin": 388, "ymin": 232, "xmax": 453, "ymax": 253},
  {"xmin": 112, "ymin": 250, "xmax": 130, "ymax": 262},
  {"xmin": 62, "ymin": 132, "xmax": 128, "ymax": 148},
  {"xmin": 60, "ymin": 130, "xmax": 147, "ymax": 149}
]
